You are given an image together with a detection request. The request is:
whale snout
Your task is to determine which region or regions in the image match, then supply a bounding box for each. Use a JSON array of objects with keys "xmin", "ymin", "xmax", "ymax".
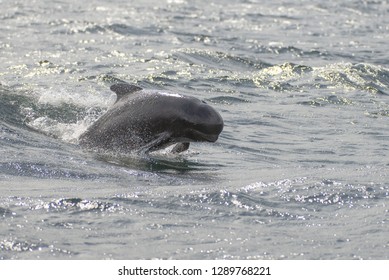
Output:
[
  {"xmin": 203, "ymin": 132, "xmax": 221, "ymax": 142},
  {"xmin": 203, "ymin": 115, "xmax": 223, "ymax": 142},
  {"xmin": 184, "ymin": 104, "xmax": 223, "ymax": 143},
  {"xmin": 204, "ymin": 105, "xmax": 223, "ymax": 134}
]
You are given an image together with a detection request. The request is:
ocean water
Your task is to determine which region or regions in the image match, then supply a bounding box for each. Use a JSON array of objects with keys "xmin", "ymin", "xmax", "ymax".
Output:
[{"xmin": 1, "ymin": 0, "xmax": 389, "ymax": 259}]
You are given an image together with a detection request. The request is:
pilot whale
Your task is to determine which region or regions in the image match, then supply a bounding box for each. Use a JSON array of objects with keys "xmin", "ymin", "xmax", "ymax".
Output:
[{"xmin": 79, "ymin": 83, "xmax": 224, "ymax": 153}]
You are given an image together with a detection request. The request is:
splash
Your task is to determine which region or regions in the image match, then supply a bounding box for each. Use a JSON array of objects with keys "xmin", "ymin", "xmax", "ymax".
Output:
[
  {"xmin": 23, "ymin": 87, "xmax": 112, "ymax": 144},
  {"xmin": 27, "ymin": 116, "xmax": 90, "ymax": 143}
]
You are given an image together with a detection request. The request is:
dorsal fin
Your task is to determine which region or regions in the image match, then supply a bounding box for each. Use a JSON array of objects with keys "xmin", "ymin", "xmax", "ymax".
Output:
[{"xmin": 110, "ymin": 83, "xmax": 143, "ymax": 102}]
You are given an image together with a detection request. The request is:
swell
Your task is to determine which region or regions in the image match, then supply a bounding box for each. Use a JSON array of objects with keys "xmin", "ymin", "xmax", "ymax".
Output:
[{"xmin": 104, "ymin": 176, "xmax": 389, "ymax": 229}]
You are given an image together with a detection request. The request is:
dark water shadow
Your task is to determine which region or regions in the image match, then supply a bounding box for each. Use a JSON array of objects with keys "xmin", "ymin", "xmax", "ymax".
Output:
[{"xmin": 94, "ymin": 151, "xmax": 224, "ymax": 175}]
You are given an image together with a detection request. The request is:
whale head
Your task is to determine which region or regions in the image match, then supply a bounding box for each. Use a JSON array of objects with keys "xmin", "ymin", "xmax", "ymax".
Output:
[{"xmin": 170, "ymin": 97, "xmax": 224, "ymax": 143}]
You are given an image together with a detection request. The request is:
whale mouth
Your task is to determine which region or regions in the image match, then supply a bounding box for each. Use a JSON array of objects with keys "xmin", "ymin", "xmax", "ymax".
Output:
[
  {"xmin": 177, "ymin": 128, "xmax": 220, "ymax": 143},
  {"xmin": 202, "ymin": 133, "xmax": 219, "ymax": 142}
]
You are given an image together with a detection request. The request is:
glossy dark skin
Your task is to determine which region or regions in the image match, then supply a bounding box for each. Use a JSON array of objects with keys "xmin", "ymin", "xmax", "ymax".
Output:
[{"xmin": 79, "ymin": 84, "xmax": 224, "ymax": 153}]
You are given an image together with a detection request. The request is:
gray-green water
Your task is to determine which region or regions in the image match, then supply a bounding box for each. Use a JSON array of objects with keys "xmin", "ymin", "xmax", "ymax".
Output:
[{"xmin": 1, "ymin": 0, "xmax": 389, "ymax": 259}]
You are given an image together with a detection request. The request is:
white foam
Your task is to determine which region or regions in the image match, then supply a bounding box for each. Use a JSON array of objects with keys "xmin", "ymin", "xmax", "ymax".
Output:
[
  {"xmin": 27, "ymin": 116, "xmax": 91, "ymax": 143},
  {"xmin": 37, "ymin": 86, "xmax": 114, "ymax": 107},
  {"xmin": 23, "ymin": 86, "xmax": 112, "ymax": 144}
]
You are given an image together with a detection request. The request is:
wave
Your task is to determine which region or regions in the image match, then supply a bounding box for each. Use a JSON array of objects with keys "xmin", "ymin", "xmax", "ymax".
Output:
[
  {"xmin": 132, "ymin": 177, "xmax": 389, "ymax": 224},
  {"xmin": 0, "ymin": 238, "xmax": 48, "ymax": 255},
  {"xmin": 49, "ymin": 20, "xmax": 162, "ymax": 36},
  {"xmin": 34, "ymin": 198, "xmax": 125, "ymax": 213},
  {"xmin": 253, "ymin": 62, "xmax": 389, "ymax": 94}
]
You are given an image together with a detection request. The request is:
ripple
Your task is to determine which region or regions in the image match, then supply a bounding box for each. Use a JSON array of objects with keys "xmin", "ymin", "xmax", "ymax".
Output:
[
  {"xmin": 106, "ymin": 23, "xmax": 160, "ymax": 36},
  {"xmin": 253, "ymin": 62, "xmax": 313, "ymax": 92},
  {"xmin": 1, "ymin": 162, "xmax": 100, "ymax": 180},
  {"xmin": 173, "ymin": 48, "xmax": 269, "ymax": 71},
  {"xmin": 141, "ymin": 186, "xmax": 313, "ymax": 223},
  {"xmin": 366, "ymin": 110, "xmax": 389, "ymax": 118},
  {"xmin": 34, "ymin": 198, "xmax": 125, "ymax": 213},
  {"xmin": 206, "ymin": 96, "xmax": 251, "ymax": 105},
  {"xmin": 285, "ymin": 180, "xmax": 387, "ymax": 208},
  {"xmin": 0, "ymin": 207, "xmax": 14, "ymax": 217},
  {"xmin": 315, "ymin": 63, "xmax": 389, "ymax": 94},
  {"xmin": 0, "ymin": 238, "xmax": 47, "ymax": 254},
  {"xmin": 252, "ymin": 62, "xmax": 389, "ymax": 95},
  {"xmin": 298, "ymin": 95, "xmax": 354, "ymax": 107}
]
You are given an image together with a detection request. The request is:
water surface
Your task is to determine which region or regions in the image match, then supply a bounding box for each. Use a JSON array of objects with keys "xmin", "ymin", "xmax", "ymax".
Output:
[{"xmin": 1, "ymin": 0, "xmax": 389, "ymax": 259}]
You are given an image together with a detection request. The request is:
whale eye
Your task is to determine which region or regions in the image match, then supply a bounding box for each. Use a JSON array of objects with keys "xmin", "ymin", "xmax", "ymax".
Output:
[{"xmin": 201, "ymin": 100, "xmax": 207, "ymax": 104}]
